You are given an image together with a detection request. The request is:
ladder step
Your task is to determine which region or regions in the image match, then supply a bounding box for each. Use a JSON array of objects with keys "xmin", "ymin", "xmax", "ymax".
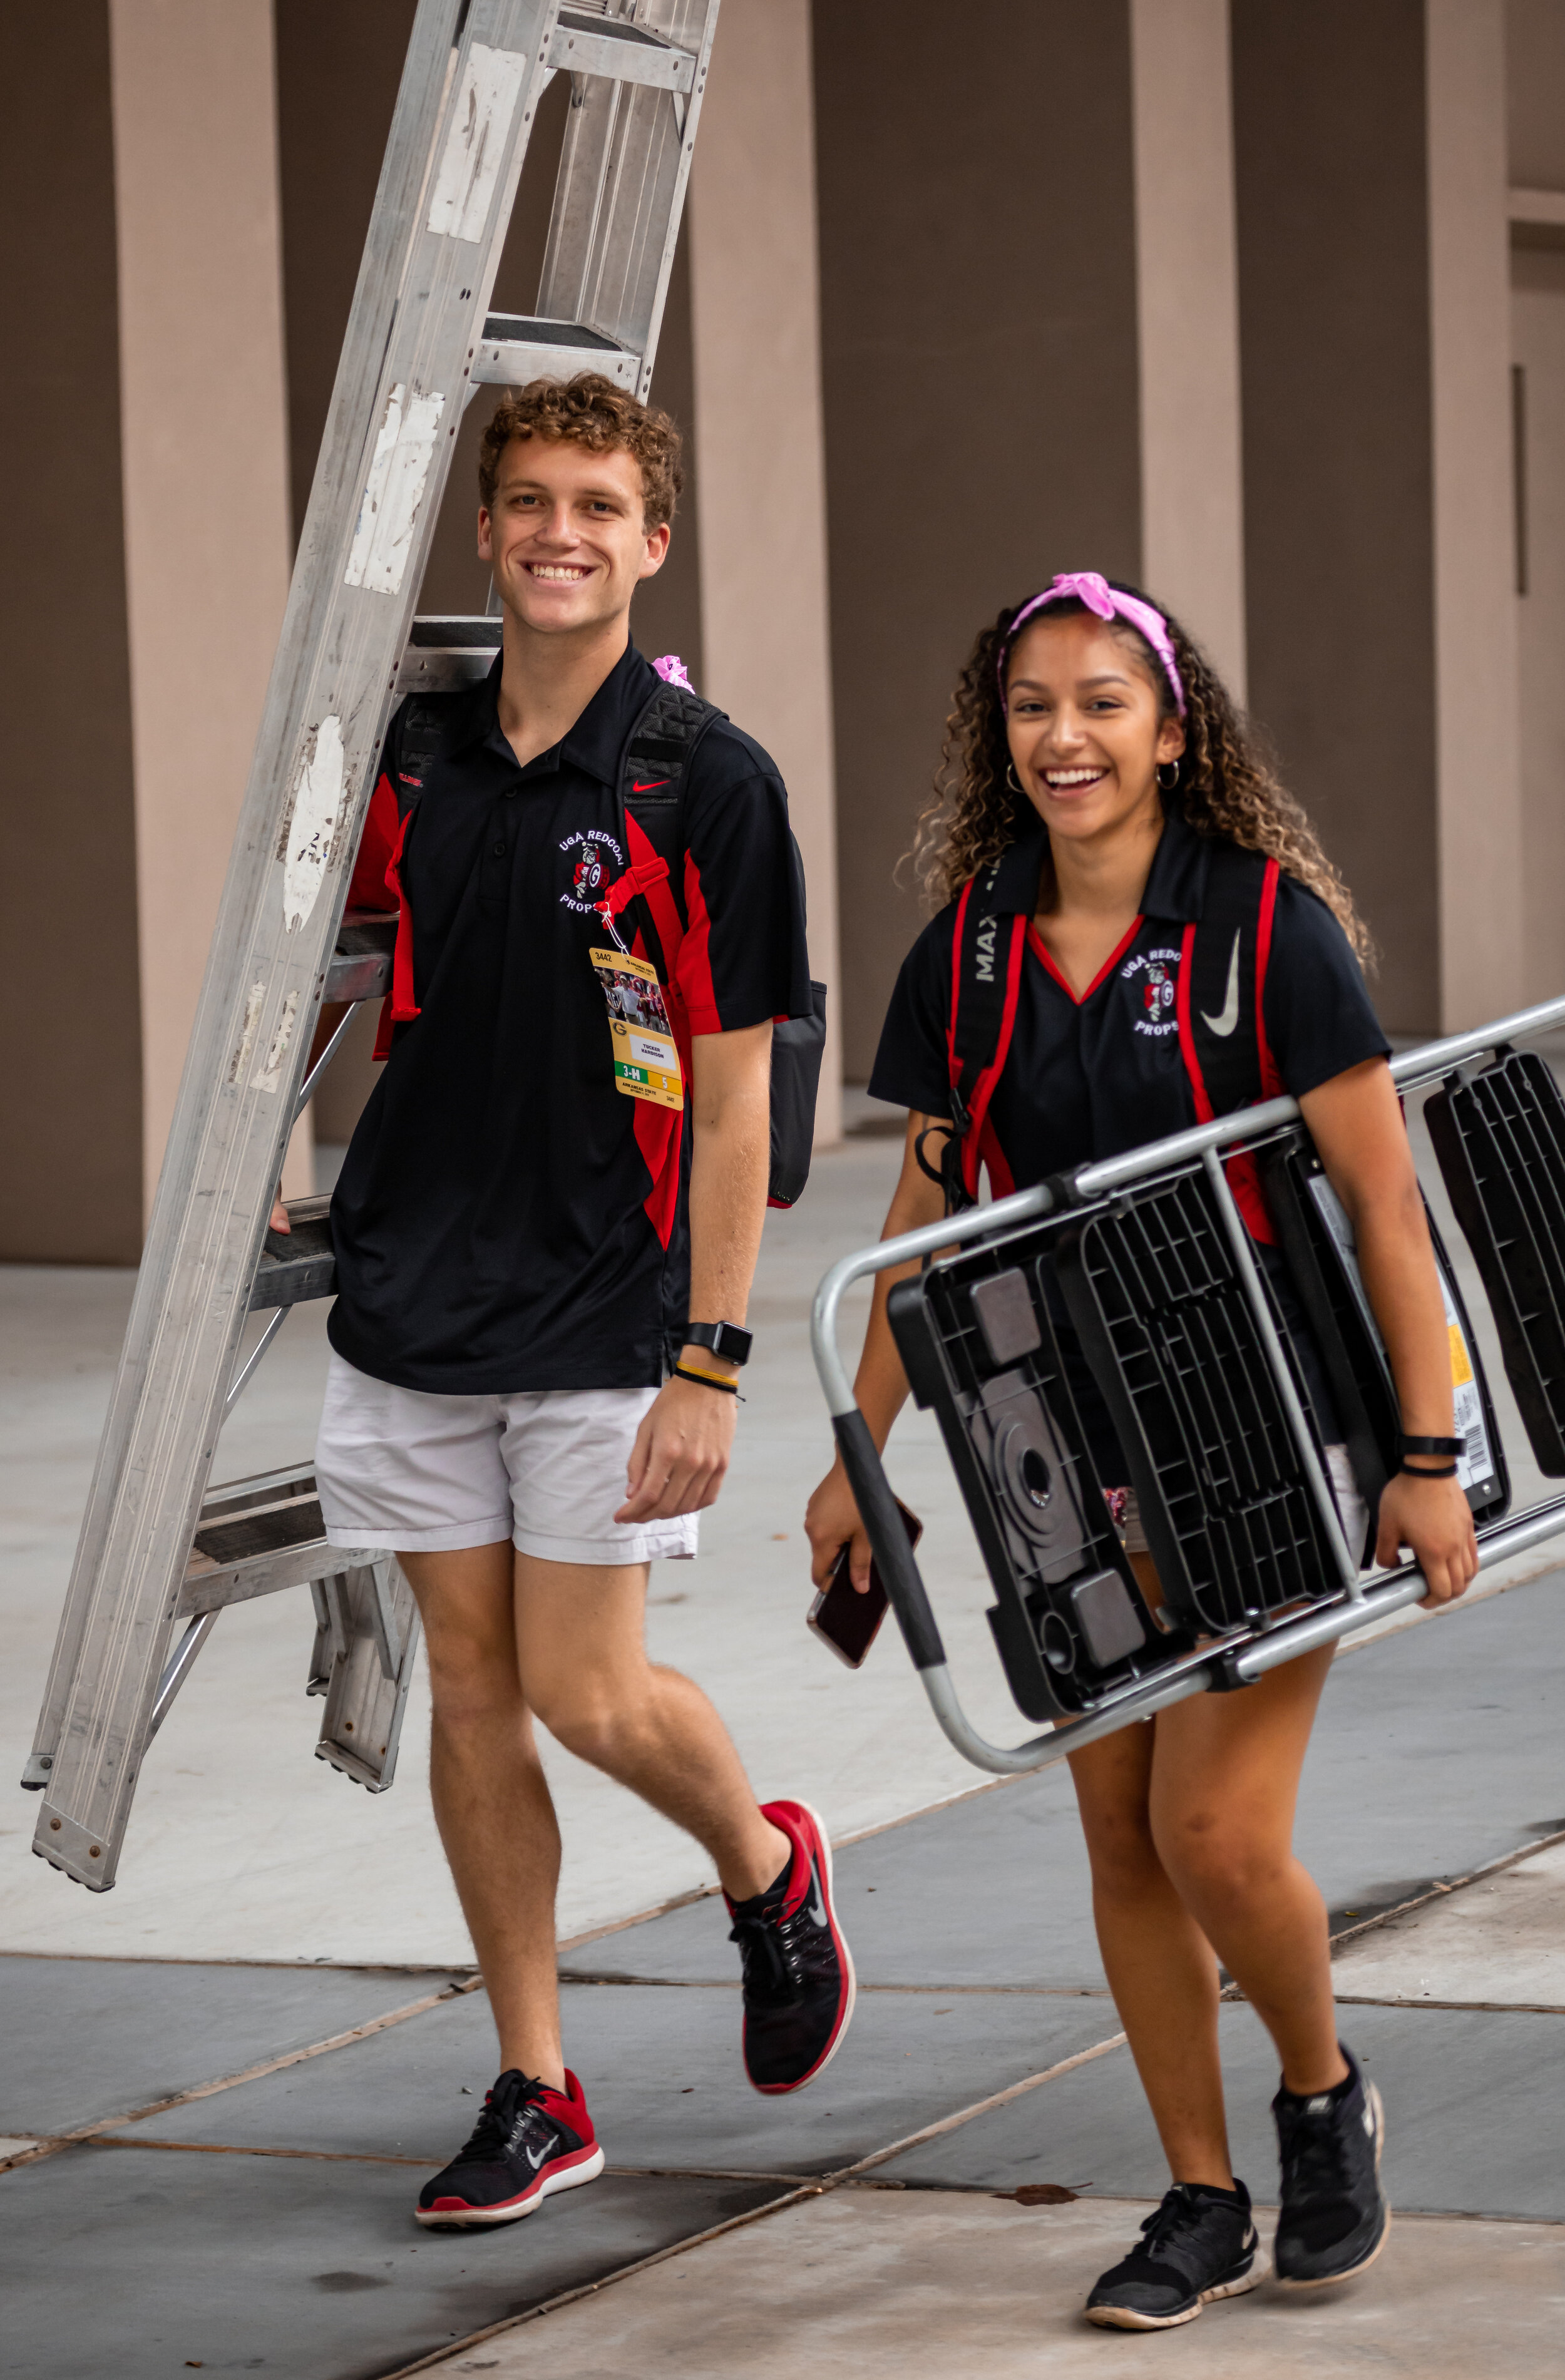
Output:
[
  {"xmin": 397, "ymin": 616, "xmax": 503, "ymax": 699},
  {"xmin": 469, "ymin": 313, "xmax": 640, "ymax": 392},
  {"xmin": 548, "ymin": 8, "xmax": 697, "ymax": 91},
  {"xmin": 251, "ymin": 1196, "xmax": 336, "ymax": 1313},
  {"xmin": 180, "ymin": 1465, "xmax": 375, "ymax": 1618},
  {"xmin": 324, "ymin": 911, "xmax": 396, "ymax": 1004}
]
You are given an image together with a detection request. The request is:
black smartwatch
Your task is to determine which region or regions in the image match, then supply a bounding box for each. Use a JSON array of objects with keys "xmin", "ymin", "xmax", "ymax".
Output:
[{"xmin": 684, "ymin": 1320, "xmax": 753, "ymax": 1368}]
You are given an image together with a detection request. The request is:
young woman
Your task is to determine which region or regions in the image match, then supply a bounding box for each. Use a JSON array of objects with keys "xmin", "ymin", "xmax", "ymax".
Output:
[{"xmin": 804, "ymin": 574, "xmax": 1477, "ymax": 2332}]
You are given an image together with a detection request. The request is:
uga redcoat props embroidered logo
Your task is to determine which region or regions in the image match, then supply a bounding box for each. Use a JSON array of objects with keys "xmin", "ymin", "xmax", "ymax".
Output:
[
  {"xmin": 558, "ymin": 828, "xmax": 625, "ymax": 913},
  {"xmin": 1122, "ymin": 944, "xmax": 1181, "ymax": 1037}
]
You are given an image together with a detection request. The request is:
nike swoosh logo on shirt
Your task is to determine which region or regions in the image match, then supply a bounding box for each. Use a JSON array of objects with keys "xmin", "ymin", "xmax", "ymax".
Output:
[
  {"xmin": 525, "ymin": 2134, "xmax": 556, "ymax": 2170},
  {"xmin": 1199, "ymin": 930, "xmax": 1243, "ymax": 1038},
  {"xmin": 632, "ymin": 778, "xmax": 670, "ymax": 793}
]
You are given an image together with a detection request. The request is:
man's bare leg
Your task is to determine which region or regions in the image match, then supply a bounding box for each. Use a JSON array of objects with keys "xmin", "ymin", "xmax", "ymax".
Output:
[
  {"xmin": 402, "ymin": 1543, "xmax": 789, "ymax": 2087},
  {"xmin": 401, "ymin": 1542, "xmax": 568, "ymax": 2085},
  {"xmin": 511, "ymin": 1551, "xmax": 789, "ymax": 1899}
]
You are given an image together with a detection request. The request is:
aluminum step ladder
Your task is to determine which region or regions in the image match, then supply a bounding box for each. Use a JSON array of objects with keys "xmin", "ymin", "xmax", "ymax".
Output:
[{"xmin": 24, "ymin": 0, "xmax": 722, "ymax": 1888}]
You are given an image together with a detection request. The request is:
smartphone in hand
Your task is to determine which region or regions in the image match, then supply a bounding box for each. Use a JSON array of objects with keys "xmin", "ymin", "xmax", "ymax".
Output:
[{"xmin": 807, "ymin": 1498, "xmax": 923, "ymax": 1669}]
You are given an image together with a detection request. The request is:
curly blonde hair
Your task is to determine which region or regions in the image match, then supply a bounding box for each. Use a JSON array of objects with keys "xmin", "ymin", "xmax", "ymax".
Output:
[
  {"xmin": 911, "ymin": 583, "xmax": 1372, "ymax": 966},
  {"xmin": 478, "ymin": 372, "xmax": 684, "ymax": 529}
]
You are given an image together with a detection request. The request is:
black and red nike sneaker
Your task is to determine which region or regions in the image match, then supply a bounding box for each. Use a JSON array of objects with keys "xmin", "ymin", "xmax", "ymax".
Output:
[
  {"xmin": 414, "ymin": 2068, "xmax": 603, "ymax": 2229},
  {"xmin": 727, "ymin": 1798, "xmax": 856, "ymax": 2095}
]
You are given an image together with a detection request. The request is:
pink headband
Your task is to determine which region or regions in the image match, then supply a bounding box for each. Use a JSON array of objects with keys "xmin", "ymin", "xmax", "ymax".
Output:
[{"xmin": 998, "ymin": 572, "xmax": 1186, "ymax": 717}]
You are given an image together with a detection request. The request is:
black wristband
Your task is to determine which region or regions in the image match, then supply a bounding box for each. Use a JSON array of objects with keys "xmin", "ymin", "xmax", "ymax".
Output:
[
  {"xmin": 1398, "ymin": 1459, "xmax": 1458, "ymax": 1478},
  {"xmin": 1399, "ymin": 1434, "xmax": 1464, "ymax": 1459},
  {"xmin": 684, "ymin": 1320, "xmax": 752, "ymax": 1368},
  {"xmin": 673, "ymin": 1363, "xmax": 742, "ymax": 1398}
]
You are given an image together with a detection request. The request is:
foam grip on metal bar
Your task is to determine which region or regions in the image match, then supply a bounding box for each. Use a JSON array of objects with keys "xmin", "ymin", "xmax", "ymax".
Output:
[{"xmin": 833, "ymin": 1409, "xmax": 947, "ymax": 1671}]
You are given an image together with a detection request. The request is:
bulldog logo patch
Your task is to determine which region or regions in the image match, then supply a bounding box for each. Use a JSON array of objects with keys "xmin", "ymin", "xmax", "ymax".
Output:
[{"xmin": 558, "ymin": 828, "xmax": 625, "ymax": 915}]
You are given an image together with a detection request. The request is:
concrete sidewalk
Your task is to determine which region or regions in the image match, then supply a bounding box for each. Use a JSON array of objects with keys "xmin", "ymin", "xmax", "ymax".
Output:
[{"xmin": 3, "ymin": 1571, "xmax": 1561, "ymax": 2376}]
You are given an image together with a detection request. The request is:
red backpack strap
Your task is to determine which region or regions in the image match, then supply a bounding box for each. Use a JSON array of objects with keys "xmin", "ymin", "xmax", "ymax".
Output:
[
  {"xmin": 957, "ymin": 914, "xmax": 1027, "ymax": 1201},
  {"xmin": 920, "ymin": 877, "xmax": 1027, "ymax": 1211}
]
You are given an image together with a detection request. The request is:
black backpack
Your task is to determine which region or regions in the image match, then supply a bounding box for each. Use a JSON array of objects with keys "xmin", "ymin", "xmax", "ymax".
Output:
[
  {"xmin": 931, "ymin": 837, "xmax": 1282, "ymax": 1231},
  {"xmin": 612, "ymin": 677, "xmax": 828, "ymax": 1209}
]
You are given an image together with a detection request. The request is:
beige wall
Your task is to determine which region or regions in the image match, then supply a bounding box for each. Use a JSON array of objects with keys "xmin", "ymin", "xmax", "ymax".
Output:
[
  {"xmin": 108, "ymin": 0, "xmax": 303, "ymax": 1213},
  {"xmin": 688, "ymin": 0, "xmax": 841, "ymax": 1140},
  {"xmin": 1513, "ymin": 249, "xmax": 1565, "ymax": 1002},
  {"xmin": 1426, "ymin": 0, "xmax": 1524, "ymax": 1030},
  {"xmin": 1129, "ymin": 0, "xmax": 1247, "ymax": 695}
]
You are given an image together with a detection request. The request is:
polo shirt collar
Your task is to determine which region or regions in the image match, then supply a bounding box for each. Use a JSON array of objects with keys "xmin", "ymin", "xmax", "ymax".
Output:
[
  {"xmin": 441, "ymin": 638, "xmax": 652, "ymax": 784},
  {"xmin": 979, "ymin": 804, "xmax": 1213, "ymax": 923}
]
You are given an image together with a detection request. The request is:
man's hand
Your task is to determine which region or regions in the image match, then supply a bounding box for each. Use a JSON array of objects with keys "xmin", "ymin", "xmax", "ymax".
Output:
[
  {"xmin": 616, "ymin": 1368, "xmax": 738, "ymax": 1522},
  {"xmin": 1374, "ymin": 1468, "xmax": 1479, "ymax": 1606}
]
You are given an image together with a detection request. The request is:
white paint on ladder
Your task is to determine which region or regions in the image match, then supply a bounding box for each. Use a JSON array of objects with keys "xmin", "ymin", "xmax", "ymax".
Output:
[
  {"xmin": 253, "ymin": 988, "xmax": 300, "ymax": 1096},
  {"xmin": 228, "ymin": 980, "xmax": 267, "ymax": 1086},
  {"xmin": 282, "ymin": 714, "xmax": 346, "ymax": 933},
  {"xmin": 344, "ymin": 388, "xmax": 446, "ymax": 597},
  {"xmin": 427, "ymin": 43, "xmax": 527, "ymax": 244}
]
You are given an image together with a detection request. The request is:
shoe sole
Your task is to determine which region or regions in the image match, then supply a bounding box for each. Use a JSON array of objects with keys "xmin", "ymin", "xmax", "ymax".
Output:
[
  {"xmin": 414, "ymin": 2142, "xmax": 605, "ymax": 2229},
  {"xmin": 749, "ymin": 1798, "xmax": 857, "ymax": 2098},
  {"xmin": 1085, "ymin": 2267, "xmax": 1261, "ymax": 2331},
  {"xmin": 1275, "ymin": 2081, "xmax": 1391, "ymax": 2291}
]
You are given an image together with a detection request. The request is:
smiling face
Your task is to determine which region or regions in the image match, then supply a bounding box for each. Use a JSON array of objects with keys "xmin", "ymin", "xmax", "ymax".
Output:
[
  {"xmin": 477, "ymin": 434, "xmax": 670, "ymax": 639},
  {"xmin": 1003, "ymin": 611, "xmax": 1185, "ymax": 849}
]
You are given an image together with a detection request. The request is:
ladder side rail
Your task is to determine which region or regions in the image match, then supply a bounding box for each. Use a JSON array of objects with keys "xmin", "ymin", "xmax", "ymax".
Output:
[
  {"xmin": 29, "ymin": 0, "xmax": 569, "ymax": 1884},
  {"xmin": 538, "ymin": 0, "xmax": 718, "ymax": 392},
  {"xmin": 20, "ymin": 0, "xmax": 472, "ymax": 1803}
]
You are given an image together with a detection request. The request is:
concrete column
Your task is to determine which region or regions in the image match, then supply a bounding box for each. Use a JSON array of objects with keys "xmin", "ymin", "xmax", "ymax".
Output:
[
  {"xmin": 1129, "ymin": 0, "xmax": 1247, "ymax": 694},
  {"xmin": 0, "ymin": 11, "xmax": 142, "ymax": 1263},
  {"xmin": 1426, "ymin": 0, "xmax": 1524, "ymax": 1028},
  {"xmin": 108, "ymin": 0, "xmax": 304, "ymax": 1214},
  {"xmin": 687, "ymin": 0, "xmax": 841, "ymax": 1141}
]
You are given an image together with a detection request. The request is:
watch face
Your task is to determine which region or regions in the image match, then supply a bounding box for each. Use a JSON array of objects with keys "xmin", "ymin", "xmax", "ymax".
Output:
[{"xmin": 693, "ymin": 1322, "xmax": 751, "ymax": 1365}]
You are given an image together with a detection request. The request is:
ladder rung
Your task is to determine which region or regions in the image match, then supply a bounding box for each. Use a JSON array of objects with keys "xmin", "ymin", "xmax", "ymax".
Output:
[
  {"xmin": 325, "ymin": 912, "xmax": 396, "ymax": 1005},
  {"xmin": 180, "ymin": 1467, "xmax": 372, "ymax": 1618},
  {"xmin": 251, "ymin": 1196, "xmax": 336, "ymax": 1313},
  {"xmin": 397, "ymin": 616, "xmax": 503, "ymax": 699},
  {"xmin": 547, "ymin": 8, "xmax": 697, "ymax": 91},
  {"xmin": 470, "ymin": 314, "xmax": 640, "ymax": 391}
]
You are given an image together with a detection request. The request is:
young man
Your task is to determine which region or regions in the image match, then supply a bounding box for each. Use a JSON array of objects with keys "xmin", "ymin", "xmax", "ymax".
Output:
[{"xmin": 306, "ymin": 375, "xmax": 853, "ymax": 2226}]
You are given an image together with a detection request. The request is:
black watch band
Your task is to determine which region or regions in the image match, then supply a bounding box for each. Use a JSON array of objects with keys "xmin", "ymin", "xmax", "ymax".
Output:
[
  {"xmin": 1398, "ymin": 1434, "xmax": 1464, "ymax": 1460},
  {"xmin": 684, "ymin": 1320, "xmax": 753, "ymax": 1368}
]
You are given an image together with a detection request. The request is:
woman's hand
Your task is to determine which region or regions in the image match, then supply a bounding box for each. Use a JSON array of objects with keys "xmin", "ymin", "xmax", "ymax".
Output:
[
  {"xmin": 805, "ymin": 1458, "xmax": 871, "ymax": 1593},
  {"xmin": 1374, "ymin": 1468, "xmax": 1479, "ymax": 1606}
]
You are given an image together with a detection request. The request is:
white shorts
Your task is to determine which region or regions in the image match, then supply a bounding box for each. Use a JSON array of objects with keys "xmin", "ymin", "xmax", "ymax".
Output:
[
  {"xmin": 314, "ymin": 1352, "xmax": 699, "ymax": 1566},
  {"xmin": 1116, "ymin": 1444, "xmax": 1368, "ymax": 1569}
]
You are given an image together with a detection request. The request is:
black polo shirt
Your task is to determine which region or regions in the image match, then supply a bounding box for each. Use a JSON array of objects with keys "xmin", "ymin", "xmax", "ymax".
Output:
[
  {"xmin": 328, "ymin": 642, "xmax": 813, "ymax": 1393},
  {"xmin": 868, "ymin": 811, "xmax": 1389, "ymax": 1176},
  {"xmin": 868, "ymin": 812, "xmax": 1390, "ymax": 1479}
]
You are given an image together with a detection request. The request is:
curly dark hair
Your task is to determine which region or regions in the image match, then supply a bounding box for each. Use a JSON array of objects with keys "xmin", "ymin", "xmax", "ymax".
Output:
[
  {"xmin": 478, "ymin": 372, "xmax": 684, "ymax": 529},
  {"xmin": 911, "ymin": 582, "xmax": 1372, "ymax": 966}
]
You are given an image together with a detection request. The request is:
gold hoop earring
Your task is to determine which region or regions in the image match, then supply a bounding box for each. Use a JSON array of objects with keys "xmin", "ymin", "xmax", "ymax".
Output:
[
  {"xmin": 1156, "ymin": 761, "xmax": 1180, "ymax": 791},
  {"xmin": 1007, "ymin": 763, "xmax": 1023, "ymax": 794}
]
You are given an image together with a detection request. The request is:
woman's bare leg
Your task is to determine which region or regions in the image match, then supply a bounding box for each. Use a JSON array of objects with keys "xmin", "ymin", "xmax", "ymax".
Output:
[
  {"xmin": 1069, "ymin": 1722, "xmax": 1235, "ymax": 2188},
  {"xmin": 1149, "ymin": 1643, "xmax": 1347, "ymax": 2096}
]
